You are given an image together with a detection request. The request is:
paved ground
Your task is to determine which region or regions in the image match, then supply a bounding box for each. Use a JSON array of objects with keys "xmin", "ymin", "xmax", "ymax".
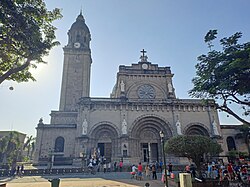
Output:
[{"xmin": 0, "ymin": 172, "xmax": 167, "ymax": 187}]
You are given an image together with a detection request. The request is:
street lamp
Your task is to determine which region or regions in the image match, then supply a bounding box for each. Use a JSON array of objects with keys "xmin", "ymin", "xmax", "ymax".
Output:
[{"xmin": 160, "ymin": 131, "xmax": 168, "ymax": 187}]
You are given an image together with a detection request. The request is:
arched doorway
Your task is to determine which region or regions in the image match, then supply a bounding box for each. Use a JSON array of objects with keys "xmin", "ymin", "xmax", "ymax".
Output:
[
  {"xmin": 130, "ymin": 115, "xmax": 173, "ymax": 163},
  {"xmin": 90, "ymin": 123, "xmax": 119, "ymax": 162},
  {"xmin": 227, "ymin": 136, "xmax": 236, "ymax": 151}
]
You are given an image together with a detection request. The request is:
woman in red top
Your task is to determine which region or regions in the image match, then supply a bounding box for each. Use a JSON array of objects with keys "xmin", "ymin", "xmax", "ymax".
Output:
[
  {"xmin": 227, "ymin": 163, "xmax": 234, "ymax": 180},
  {"xmin": 119, "ymin": 161, "xmax": 123, "ymax": 172},
  {"xmin": 137, "ymin": 162, "xmax": 143, "ymax": 180}
]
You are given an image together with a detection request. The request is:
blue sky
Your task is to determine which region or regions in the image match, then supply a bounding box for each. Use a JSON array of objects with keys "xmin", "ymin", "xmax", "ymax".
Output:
[{"xmin": 1, "ymin": 0, "xmax": 250, "ymax": 136}]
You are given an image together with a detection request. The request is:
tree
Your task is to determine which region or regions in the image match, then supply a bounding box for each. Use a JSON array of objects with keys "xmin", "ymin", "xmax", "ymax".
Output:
[
  {"xmin": 0, "ymin": 131, "xmax": 22, "ymax": 167},
  {"xmin": 23, "ymin": 135, "xmax": 36, "ymax": 160},
  {"xmin": 165, "ymin": 135, "xmax": 223, "ymax": 174},
  {"xmin": 189, "ymin": 30, "xmax": 250, "ymax": 126},
  {"xmin": 0, "ymin": 0, "xmax": 62, "ymax": 84}
]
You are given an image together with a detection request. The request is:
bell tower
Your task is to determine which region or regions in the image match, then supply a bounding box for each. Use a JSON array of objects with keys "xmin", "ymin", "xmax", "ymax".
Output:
[{"xmin": 59, "ymin": 12, "xmax": 92, "ymax": 111}]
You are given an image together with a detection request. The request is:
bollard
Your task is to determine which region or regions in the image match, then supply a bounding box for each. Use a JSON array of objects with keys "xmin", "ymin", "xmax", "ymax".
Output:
[
  {"xmin": 48, "ymin": 178, "xmax": 60, "ymax": 187},
  {"xmin": 179, "ymin": 173, "xmax": 192, "ymax": 187}
]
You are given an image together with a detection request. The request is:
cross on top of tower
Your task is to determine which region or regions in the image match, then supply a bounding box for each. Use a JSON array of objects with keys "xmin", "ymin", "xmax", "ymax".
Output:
[
  {"xmin": 140, "ymin": 49, "xmax": 148, "ymax": 62},
  {"xmin": 141, "ymin": 49, "xmax": 147, "ymax": 57}
]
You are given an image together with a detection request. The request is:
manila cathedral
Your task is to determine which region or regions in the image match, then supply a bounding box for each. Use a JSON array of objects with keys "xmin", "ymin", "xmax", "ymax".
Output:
[{"xmin": 33, "ymin": 13, "xmax": 244, "ymax": 166}]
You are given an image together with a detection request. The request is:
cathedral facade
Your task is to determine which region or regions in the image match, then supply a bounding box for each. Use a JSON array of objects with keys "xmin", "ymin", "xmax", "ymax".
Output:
[{"xmin": 34, "ymin": 13, "xmax": 223, "ymax": 166}]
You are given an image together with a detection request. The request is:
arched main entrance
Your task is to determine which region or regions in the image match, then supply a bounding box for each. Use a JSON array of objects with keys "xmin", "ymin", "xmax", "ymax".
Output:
[
  {"xmin": 130, "ymin": 115, "xmax": 173, "ymax": 163},
  {"xmin": 89, "ymin": 123, "xmax": 119, "ymax": 162}
]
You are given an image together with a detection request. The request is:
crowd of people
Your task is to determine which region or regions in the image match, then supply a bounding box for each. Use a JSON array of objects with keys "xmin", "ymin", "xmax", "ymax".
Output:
[
  {"xmin": 205, "ymin": 161, "xmax": 249, "ymax": 183},
  {"xmin": 130, "ymin": 161, "xmax": 173, "ymax": 182},
  {"xmin": 87, "ymin": 156, "xmax": 124, "ymax": 173},
  {"xmin": 183, "ymin": 160, "xmax": 250, "ymax": 184},
  {"xmin": 86, "ymin": 153, "xmax": 249, "ymax": 185}
]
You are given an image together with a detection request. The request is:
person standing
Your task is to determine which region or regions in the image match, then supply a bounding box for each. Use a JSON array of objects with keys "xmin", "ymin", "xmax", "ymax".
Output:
[
  {"xmin": 152, "ymin": 164, "xmax": 157, "ymax": 180},
  {"xmin": 20, "ymin": 164, "xmax": 24, "ymax": 175},
  {"xmin": 159, "ymin": 160, "xmax": 163, "ymax": 172},
  {"xmin": 16, "ymin": 165, "xmax": 20, "ymax": 177},
  {"xmin": 119, "ymin": 160, "xmax": 123, "ymax": 172},
  {"xmin": 131, "ymin": 164, "xmax": 137, "ymax": 179},
  {"xmin": 107, "ymin": 162, "xmax": 111, "ymax": 172},
  {"xmin": 227, "ymin": 163, "xmax": 234, "ymax": 180},
  {"xmin": 207, "ymin": 162, "xmax": 212, "ymax": 178},
  {"xmin": 155, "ymin": 161, "xmax": 159, "ymax": 172},
  {"xmin": 114, "ymin": 161, "xmax": 117, "ymax": 172},
  {"xmin": 137, "ymin": 162, "xmax": 143, "ymax": 180},
  {"xmin": 168, "ymin": 163, "xmax": 173, "ymax": 174},
  {"xmin": 145, "ymin": 165, "xmax": 151, "ymax": 179},
  {"xmin": 103, "ymin": 163, "xmax": 107, "ymax": 173}
]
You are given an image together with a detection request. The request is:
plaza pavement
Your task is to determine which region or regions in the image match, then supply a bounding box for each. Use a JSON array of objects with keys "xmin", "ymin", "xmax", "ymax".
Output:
[{"xmin": 0, "ymin": 172, "xmax": 168, "ymax": 187}]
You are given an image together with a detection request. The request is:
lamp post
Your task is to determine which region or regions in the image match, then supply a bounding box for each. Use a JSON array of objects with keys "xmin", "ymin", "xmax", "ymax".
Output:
[{"xmin": 160, "ymin": 131, "xmax": 168, "ymax": 187}]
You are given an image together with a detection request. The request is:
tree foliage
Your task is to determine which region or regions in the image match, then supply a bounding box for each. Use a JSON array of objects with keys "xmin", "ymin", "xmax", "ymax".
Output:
[
  {"xmin": 0, "ymin": 0, "xmax": 62, "ymax": 84},
  {"xmin": 165, "ymin": 135, "xmax": 223, "ymax": 172},
  {"xmin": 0, "ymin": 131, "xmax": 22, "ymax": 167},
  {"xmin": 189, "ymin": 30, "xmax": 250, "ymax": 125},
  {"xmin": 23, "ymin": 135, "xmax": 36, "ymax": 160}
]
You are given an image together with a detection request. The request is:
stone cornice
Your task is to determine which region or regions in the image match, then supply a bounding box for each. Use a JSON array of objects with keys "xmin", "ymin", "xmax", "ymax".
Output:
[
  {"xmin": 78, "ymin": 97, "xmax": 217, "ymax": 112},
  {"xmin": 50, "ymin": 111, "xmax": 78, "ymax": 117},
  {"xmin": 36, "ymin": 124, "xmax": 77, "ymax": 129},
  {"xmin": 118, "ymin": 63, "xmax": 172, "ymax": 75}
]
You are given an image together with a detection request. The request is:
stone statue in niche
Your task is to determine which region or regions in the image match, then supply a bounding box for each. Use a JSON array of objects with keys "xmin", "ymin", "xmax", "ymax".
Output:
[
  {"xmin": 168, "ymin": 82, "xmax": 173, "ymax": 93},
  {"xmin": 122, "ymin": 118, "xmax": 127, "ymax": 134},
  {"xmin": 176, "ymin": 115, "xmax": 182, "ymax": 135},
  {"xmin": 120, "ymin": 80, "xmax": 125, "ymax": 92},
  {"xmin": 212, "ymin": 118, "xmax": 220, "ymax": 136},
  {"xmin": 82, "ymin": 118, "xmax": 88, "ymax": 135}
]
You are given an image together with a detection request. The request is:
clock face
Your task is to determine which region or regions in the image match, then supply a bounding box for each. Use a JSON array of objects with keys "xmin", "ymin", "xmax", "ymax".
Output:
[
  {"xmin": 74, "ymin": 42, "xmax": 81, "ymax": 48},
  {"xmin": 137, "ymin": 84, "xmax": 155, "ymax": 99},
  {"xmin": 142, "ymin": 63, "xmax": 148, "ymax": 69}
]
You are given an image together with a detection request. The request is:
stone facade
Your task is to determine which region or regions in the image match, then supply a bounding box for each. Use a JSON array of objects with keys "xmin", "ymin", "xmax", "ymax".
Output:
[
  {"xmin": 34, "ymin": 13, "xmax": 245, "ymax": 166},
  {"xmin": 220, "ymin": 125, "xmax": 249, "ymax": 156}
]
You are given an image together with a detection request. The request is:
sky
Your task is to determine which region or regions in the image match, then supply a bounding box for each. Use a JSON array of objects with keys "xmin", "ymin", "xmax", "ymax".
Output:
[{"xmin": 1, "ymin": 0, "xmax": 250, "ymax": 137}]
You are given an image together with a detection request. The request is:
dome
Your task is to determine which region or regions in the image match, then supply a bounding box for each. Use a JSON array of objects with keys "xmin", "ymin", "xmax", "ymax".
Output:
[{"xmin": 69, "ymin": 13, "xmax": 90, "ymax": 33}]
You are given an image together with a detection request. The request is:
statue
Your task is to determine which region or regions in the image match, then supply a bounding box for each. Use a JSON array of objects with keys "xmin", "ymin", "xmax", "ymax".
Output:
[
  {"xmin": 168, "ymin": 82, "xmax": 173, "ymax": 93},
  {"xmin": 122, "ymin": 118, "xmax": 127, "ymax": 134},
  {"xmin": 39, "ymin": 118, "xmax": 43, "ymax": 124},
  {"xmin": 212, "ymin": 118, "xmax": 220, "ymax": 136},
  {"xmin": 82, "ymin": 118, "xmax": 88, "ymax": 135},
  {"xmin": 120, "ymin": 80, "xmax": 125, "ymax": 92},
  {"xmin": 176, "ymin": 117, "xmax": 182, "ymax": 135}
]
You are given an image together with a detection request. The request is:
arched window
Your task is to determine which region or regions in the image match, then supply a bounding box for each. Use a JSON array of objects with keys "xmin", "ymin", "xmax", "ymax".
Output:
[
  {"xmin": 54, "ymin": 136, "xmax": 65, "ymax": 152},
  {"xmin": 185, "ymin": 125, "xmax": 209, "ymax": 136},
  {"xmin": 226, "ymin": 136, "xmax": 236, "ymax": 151}
]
